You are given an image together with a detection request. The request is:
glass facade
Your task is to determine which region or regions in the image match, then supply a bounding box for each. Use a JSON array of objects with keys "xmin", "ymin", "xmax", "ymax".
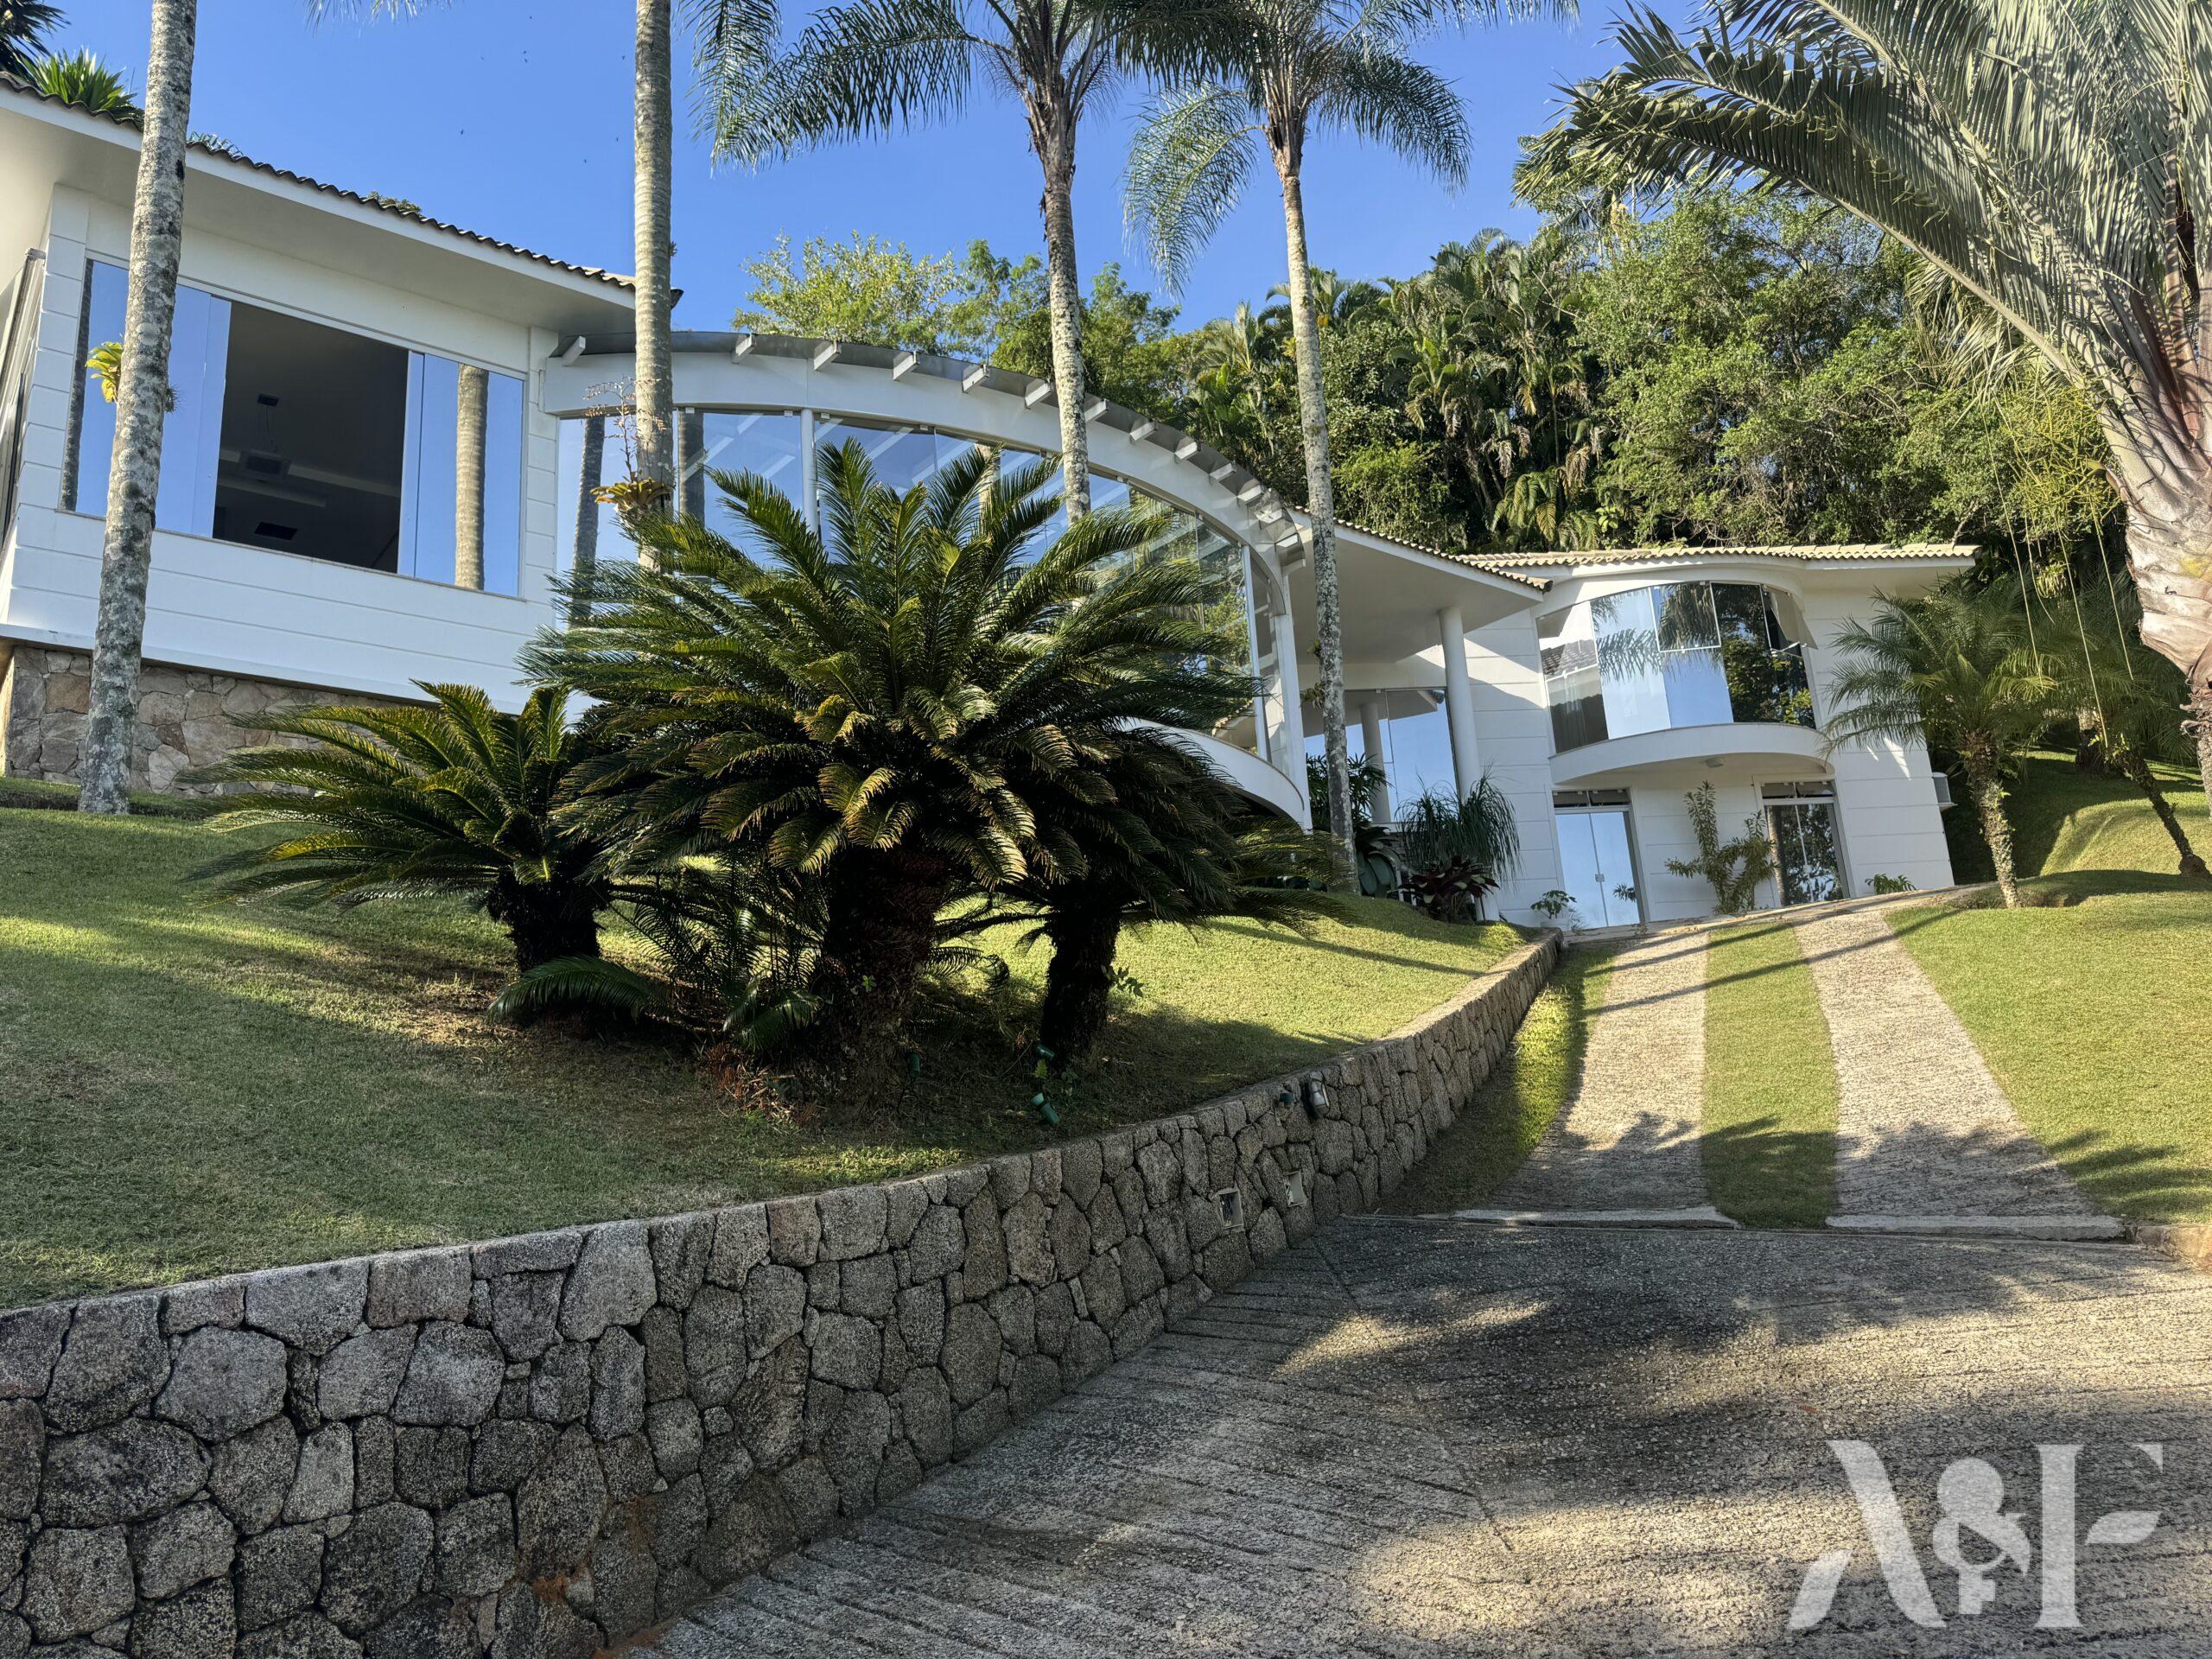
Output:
[
  {"xmin": 1552, "ymin": 790, "xmax": 1642, "ymax": 929},
  {"xmin": 1539, "ymin": 579, "xmax": 1814, "ymax": 753},
  {"xmin": 556, "ymin": 410, "xmax": 1277, "ymax": 763},
  {"xmin": 68, "ymin": 259, "xmax": 524, "ymax": 594}
]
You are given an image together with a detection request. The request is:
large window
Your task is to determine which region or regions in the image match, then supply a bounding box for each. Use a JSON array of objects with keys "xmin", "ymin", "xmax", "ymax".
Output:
[
  {"xmin": 1763, "ymin": 779, "xmax": 1844, "ymax": 905},
  {"xmin": 1539, "ymin": 579, "xmax": 1814, "ymax": 753},
  {"xmin": 556, "ymin": 409, "xmax": 1274, "ymax": 760},
  {"xmin": 68, "ymin": 260, "xmax": 523, "ymax": 594}
]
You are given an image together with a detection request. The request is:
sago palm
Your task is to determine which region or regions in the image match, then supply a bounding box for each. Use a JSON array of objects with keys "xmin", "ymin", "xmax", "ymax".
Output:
[
  {"xmin": 1524, "ymin": 0, "xmax": 2212, "ymax": 801},
  {"xmin": 1823, "ymin": 585, "xmax": 2055, "ymax": 907},
  {"xmin": 193, "ymin": 684, "xmax": 618, "ymax": 976},
  {"xmin": 1122, "ymin": 0, "xmax": 1559, "ymax": 875},
  {"xmin": 528, "ymin": 443, "xmax": 1255, "ymax": 1081},
  {"xmin": 709, "ymin": 0, "xmax": 1134, "ymax": 516}
]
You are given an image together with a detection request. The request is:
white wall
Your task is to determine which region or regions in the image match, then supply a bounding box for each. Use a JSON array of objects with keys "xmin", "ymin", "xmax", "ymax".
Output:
[
  {"xmin": 1800, "ymin": 589, "xmax": 1957, "ymax": 894},
  {"xmin": 3, "ymin": 187, "xmax": 563, "ymax": 707},
  {"xmin": 1465, "ymin": 610, "xmax": 1565, "ymax": 925}
]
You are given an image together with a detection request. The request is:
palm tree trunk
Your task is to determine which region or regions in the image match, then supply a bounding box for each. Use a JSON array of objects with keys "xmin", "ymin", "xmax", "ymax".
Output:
[
  {"xmin": 2120, "ymin": 753, "xmax": 2209, "ymax": 876},
  {"xmin": 1038, "ymin": 903, "xmax": 1122, "ymax": 1070},
  {"xmin": 1962, "ymin": 751, "xmax": 2021, "ymax": 908},
  {"xmin": 78, "ymin": 0, "xmax": 196, "ymax": 815},
  {"xmin": 569, "ymin": 412, "xmax": 604, "ymax": 626},
  {"xmin": 632, "ymin": 0, "xmax": 674, "ymax": 500},
  {"xmin": 2115, "ymin": 465, "xmax": 2212, "ymax": 815},
  {"xmin": 1032, "ymin": 111, "xmax": 1090, "ymax": 519},
  {"xmin": 1272, "ymin": 156, "xmax": 1356, "ymax": 880},
  {"xmin": 454, "ymin": 364, "xmax": 486, "ymax": 591},
  {"xmin": 815, "ymin": 849, "xmax": 953, "ymax": 1085}
]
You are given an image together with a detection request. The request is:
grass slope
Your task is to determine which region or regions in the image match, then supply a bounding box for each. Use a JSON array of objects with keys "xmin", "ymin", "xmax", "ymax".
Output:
[
  {"xmin": 1382, "ymin": 943, "xmax": 1613, "ymax": 1215},
  {"xmin": 1699, "ymin": 920, "xmax": 1836, "ymax": 1227},
  {"xmin": 0, "ymin": 803, "xmax": 1517, "ymax": 1306},
  {"xmin": 1946, "ymin": 750, "xmax": 2209, "ymax": 881},
  {"xmin": 1888, "ymin": 873, "xmax": 2212, "ymax": 1224}
]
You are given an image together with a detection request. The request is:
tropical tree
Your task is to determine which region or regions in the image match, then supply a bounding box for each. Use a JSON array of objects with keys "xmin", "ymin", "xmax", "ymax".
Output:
[
  {"xmin": 1823, "ymin": 586, "xmax": 2055, "ymax": 907},
  {"xmin": 1524, "ymin": 0, "xmax": 2212, "ymax": 821},
  {"xmin": 0, "ymin": 2, "xmax": 61, "ymax": 79},
  {"xmin": 712, "ymin": 0, "xmax": 1134, "ymax": 518},
  {"xmin": 528, "ymin": 443, "xmax": 1255, "ymax": 1083},
  {"xmin": 76, "ymin": 0, "xmax": 423, "ymax": 816},
  {"xmin": 28, "ymin": 49, "xmax": 137, "ymax": 115},
  {"xmin": 193, "ymin": 684, "xmax": 619, "ymax": 976},
  {"xmin": 1122, "ymin": 0, "xmax": 1546, "ymax": 875}
]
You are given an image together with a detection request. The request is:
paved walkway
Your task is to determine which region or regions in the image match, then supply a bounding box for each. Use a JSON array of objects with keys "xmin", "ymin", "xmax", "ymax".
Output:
[
  {"xmin": 642, "ymin": 1221, "xmax": 2212, "ymax": 1656},
  {"xmin": 1487, "ymin": 930, "xmax": 1714, "ymax": 1216},
  {"xmin": 1788, "ymin": 899, "xmax": 2102, "ymax": 1221}
]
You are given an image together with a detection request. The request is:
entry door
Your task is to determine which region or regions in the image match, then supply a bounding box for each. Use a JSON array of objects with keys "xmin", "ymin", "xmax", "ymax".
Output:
[{"xmin": 1555, "ymin": 809, "xmax": 1643, "ymax": 929}]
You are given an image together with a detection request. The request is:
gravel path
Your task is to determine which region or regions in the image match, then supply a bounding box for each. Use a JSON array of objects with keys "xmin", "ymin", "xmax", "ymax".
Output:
[
  {"xmin": 642, "ymin": 1221, "xmax": 2212, "ymax": 1656},
  {"xmin": 1789, "ymin": 899, "xmax": 2100, "ymax": 1219},
  {"xmin": 1488, "ymin": 930, "xmax": 1713, "ymax": 1214}
]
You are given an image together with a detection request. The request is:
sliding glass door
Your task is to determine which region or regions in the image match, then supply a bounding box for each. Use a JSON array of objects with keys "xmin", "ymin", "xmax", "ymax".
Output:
[{"xmin": 1763, "ymin": 781, "xmax": 1845, "ymax": 906}]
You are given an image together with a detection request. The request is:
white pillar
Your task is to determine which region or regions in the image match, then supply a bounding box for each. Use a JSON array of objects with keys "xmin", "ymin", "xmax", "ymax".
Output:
[
  {"xmin": 1439, "ymin": 604, "xmax": 1480, "ymax": 798},
  {"xmin": 1272, "ymin": 607, "xmax": 1311, "ymax": 825},
  {"xmin": 799, "ymin": 408, "xmax": 818, "ymax": 534},
  {"xmin": 1358, "ymin": 697, "xmax": 1391, "ymax": 823}
]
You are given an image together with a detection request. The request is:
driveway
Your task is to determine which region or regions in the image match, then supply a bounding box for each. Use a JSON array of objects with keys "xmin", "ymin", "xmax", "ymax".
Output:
[{"xmin": 644, "ymin": 1220, "xmax": 2211, "ymax": 1656}]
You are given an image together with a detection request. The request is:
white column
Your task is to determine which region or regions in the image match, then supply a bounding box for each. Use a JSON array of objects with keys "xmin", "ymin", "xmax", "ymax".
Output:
[
  {"xmin": 1357, "ymin": 697, "xmax": 1391, "ymax": 823},
  {"xmin": 1272, "ymin": 607, "xmax": 1311, "ymax": 825},
  {"xmin": 799, "ymin": 408, "xmax": 818, "ymax": 533},
  {"xmin": 1439, "ymin": 603, "xmax": 1480, "ymax": 798}
]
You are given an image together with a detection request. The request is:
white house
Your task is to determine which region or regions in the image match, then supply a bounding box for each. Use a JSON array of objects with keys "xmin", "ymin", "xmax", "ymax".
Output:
[{"xmin": 0, "ymin": 78, "xmax": 1963, "ymax": 927}]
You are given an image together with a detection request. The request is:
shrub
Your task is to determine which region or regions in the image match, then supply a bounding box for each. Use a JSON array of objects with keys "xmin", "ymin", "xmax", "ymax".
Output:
[{"xmin": 1664, "ymin": 782, "xmax": 1775, "ymax": 914}]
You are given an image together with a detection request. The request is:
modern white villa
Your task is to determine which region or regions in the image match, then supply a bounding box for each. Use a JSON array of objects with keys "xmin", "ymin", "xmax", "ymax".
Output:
[{"xmin": 0, "ymin": 79, "xmax": 1966, "ymax": 929}]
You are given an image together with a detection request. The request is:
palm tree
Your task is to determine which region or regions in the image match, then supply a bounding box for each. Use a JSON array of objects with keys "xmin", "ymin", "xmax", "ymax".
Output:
[
  {"xmin": 1823, "ymin": 586, "xmax": 2055, "ymax": 907},
  {"xmin": 707, "ymin": 0, "xmax": 1128, "ymax": 518},
  {"xmin": 1122, "ymin": 0, "xmax": 1553, "ymax": 875},
  {"xmin": 528, "ymin": 443, "xmax": 1255, "ymax": 1082},
  {"xmin": 0, "ymin": 3, "xmax": 61, "ymax": 79},
  {"xmin": 76, "ymin": 0, "xmax": 423, "ymax": 816},
  {"xmin": 28, "ymin": 50, "xmax": 139, "ymax": 115},
  {"xmin": 1524, "ymin": 0, "xmax": 2212, "ymax": 813},
  {"xmin": 193, "ymin": 684, "xmax": 619, "ymax": 976}
]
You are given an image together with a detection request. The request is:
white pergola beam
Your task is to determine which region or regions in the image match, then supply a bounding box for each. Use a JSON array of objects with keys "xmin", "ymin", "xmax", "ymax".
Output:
[
  {"xmin": 892, "ymin": 351, "xmax": 918, "ymax": 380},
  {"xmin": 732, "ymin": 334, "xmax": 755, "ymax": 359},
  {"xmin": 1024, "ymin": 379, "xmax": 1052, "ymax": 407},
  {"xmin": 812, "ymin": 340, "xmax": 841, "ymax": 370}
]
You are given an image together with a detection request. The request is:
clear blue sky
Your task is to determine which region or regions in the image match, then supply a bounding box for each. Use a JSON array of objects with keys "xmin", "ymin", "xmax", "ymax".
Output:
[{"xmin": 57, "ymin": 0, "xmax": 1641, "ymax": 329}]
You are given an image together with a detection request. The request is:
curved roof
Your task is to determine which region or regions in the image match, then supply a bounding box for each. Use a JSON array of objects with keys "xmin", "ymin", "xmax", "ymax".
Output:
[{"xmin": 1467, "ymin": 542, "xmax": 1977, "ymax": 569}]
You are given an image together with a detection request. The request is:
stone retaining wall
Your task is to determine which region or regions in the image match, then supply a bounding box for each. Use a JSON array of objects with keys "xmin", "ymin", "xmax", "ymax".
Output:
[
  {"xmin": 0, "ymin": 645, "xmax": 409, "ymax": 797},
  {"xmin": 0, "ymin": 935, "xmax": 1557, "ymax": 1659}
]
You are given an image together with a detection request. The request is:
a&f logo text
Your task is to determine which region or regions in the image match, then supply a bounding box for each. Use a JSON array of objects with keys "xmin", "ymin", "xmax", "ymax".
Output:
[{"xmin": 1790, "ymin": 1440, "xmax": 2164, "ymax": 1632}]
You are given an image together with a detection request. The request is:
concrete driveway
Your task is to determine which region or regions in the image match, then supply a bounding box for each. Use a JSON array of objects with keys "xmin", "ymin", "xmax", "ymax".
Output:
[{"xmin": 644, "ymin": 1220, "xmax": 2211, "ymax": 1656}]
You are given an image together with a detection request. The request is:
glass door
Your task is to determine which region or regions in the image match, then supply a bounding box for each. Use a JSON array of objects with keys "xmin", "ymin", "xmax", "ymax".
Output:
[
  {"xmin": 1554, "ymin": 805, "xmax": 1643, "ymax": 929},
  {"xmin": 1763, "ymin": 782, "xmax": 1844, "ymax": 905}
]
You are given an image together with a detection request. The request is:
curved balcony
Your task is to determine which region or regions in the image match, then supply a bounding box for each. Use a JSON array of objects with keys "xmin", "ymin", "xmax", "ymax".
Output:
[
  {"xmin": 1548, "ymin": 719, "xmax": 1830, "ymax": 786},
  {"xmin": 1539, "ymin": 579, "xmax": 1816, "ymax": 758}
]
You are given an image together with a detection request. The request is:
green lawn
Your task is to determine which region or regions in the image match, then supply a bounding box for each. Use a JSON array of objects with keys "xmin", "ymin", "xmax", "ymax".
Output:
[
  {"xmin": 0, "ymin": 802, "xmax": 1522, "ymax": 1306},
  {"xmin": 1946, "ymin": 749, "xmax": 2209, "ymax": 881},
  {"xmin": 1382, "ymin": 943, "xmax": 1613, "ymax": 1215},
  {"xmin": 1888, "ymin": 873, "xmax": 2212, "ymax": 1223},
  {"xmin": 1699, "ymin": 919, "xmax": 1835, "ymax": 1227}
]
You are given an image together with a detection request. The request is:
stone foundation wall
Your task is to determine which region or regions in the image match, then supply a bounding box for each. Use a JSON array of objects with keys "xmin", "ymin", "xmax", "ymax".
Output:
[
  {"xmin": 0, "ymin": 936, "xmax": 1558, "ymax": 1659},
  {"xmin": 0, "ymin": 645, "xmax": 407, "ymax": 797}
]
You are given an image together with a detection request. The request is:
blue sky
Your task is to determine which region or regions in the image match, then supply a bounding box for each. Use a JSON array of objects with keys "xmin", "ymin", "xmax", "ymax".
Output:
[{"xmin": 57, "ymin": 0, "xmax": 1638, "ymax": 329}]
